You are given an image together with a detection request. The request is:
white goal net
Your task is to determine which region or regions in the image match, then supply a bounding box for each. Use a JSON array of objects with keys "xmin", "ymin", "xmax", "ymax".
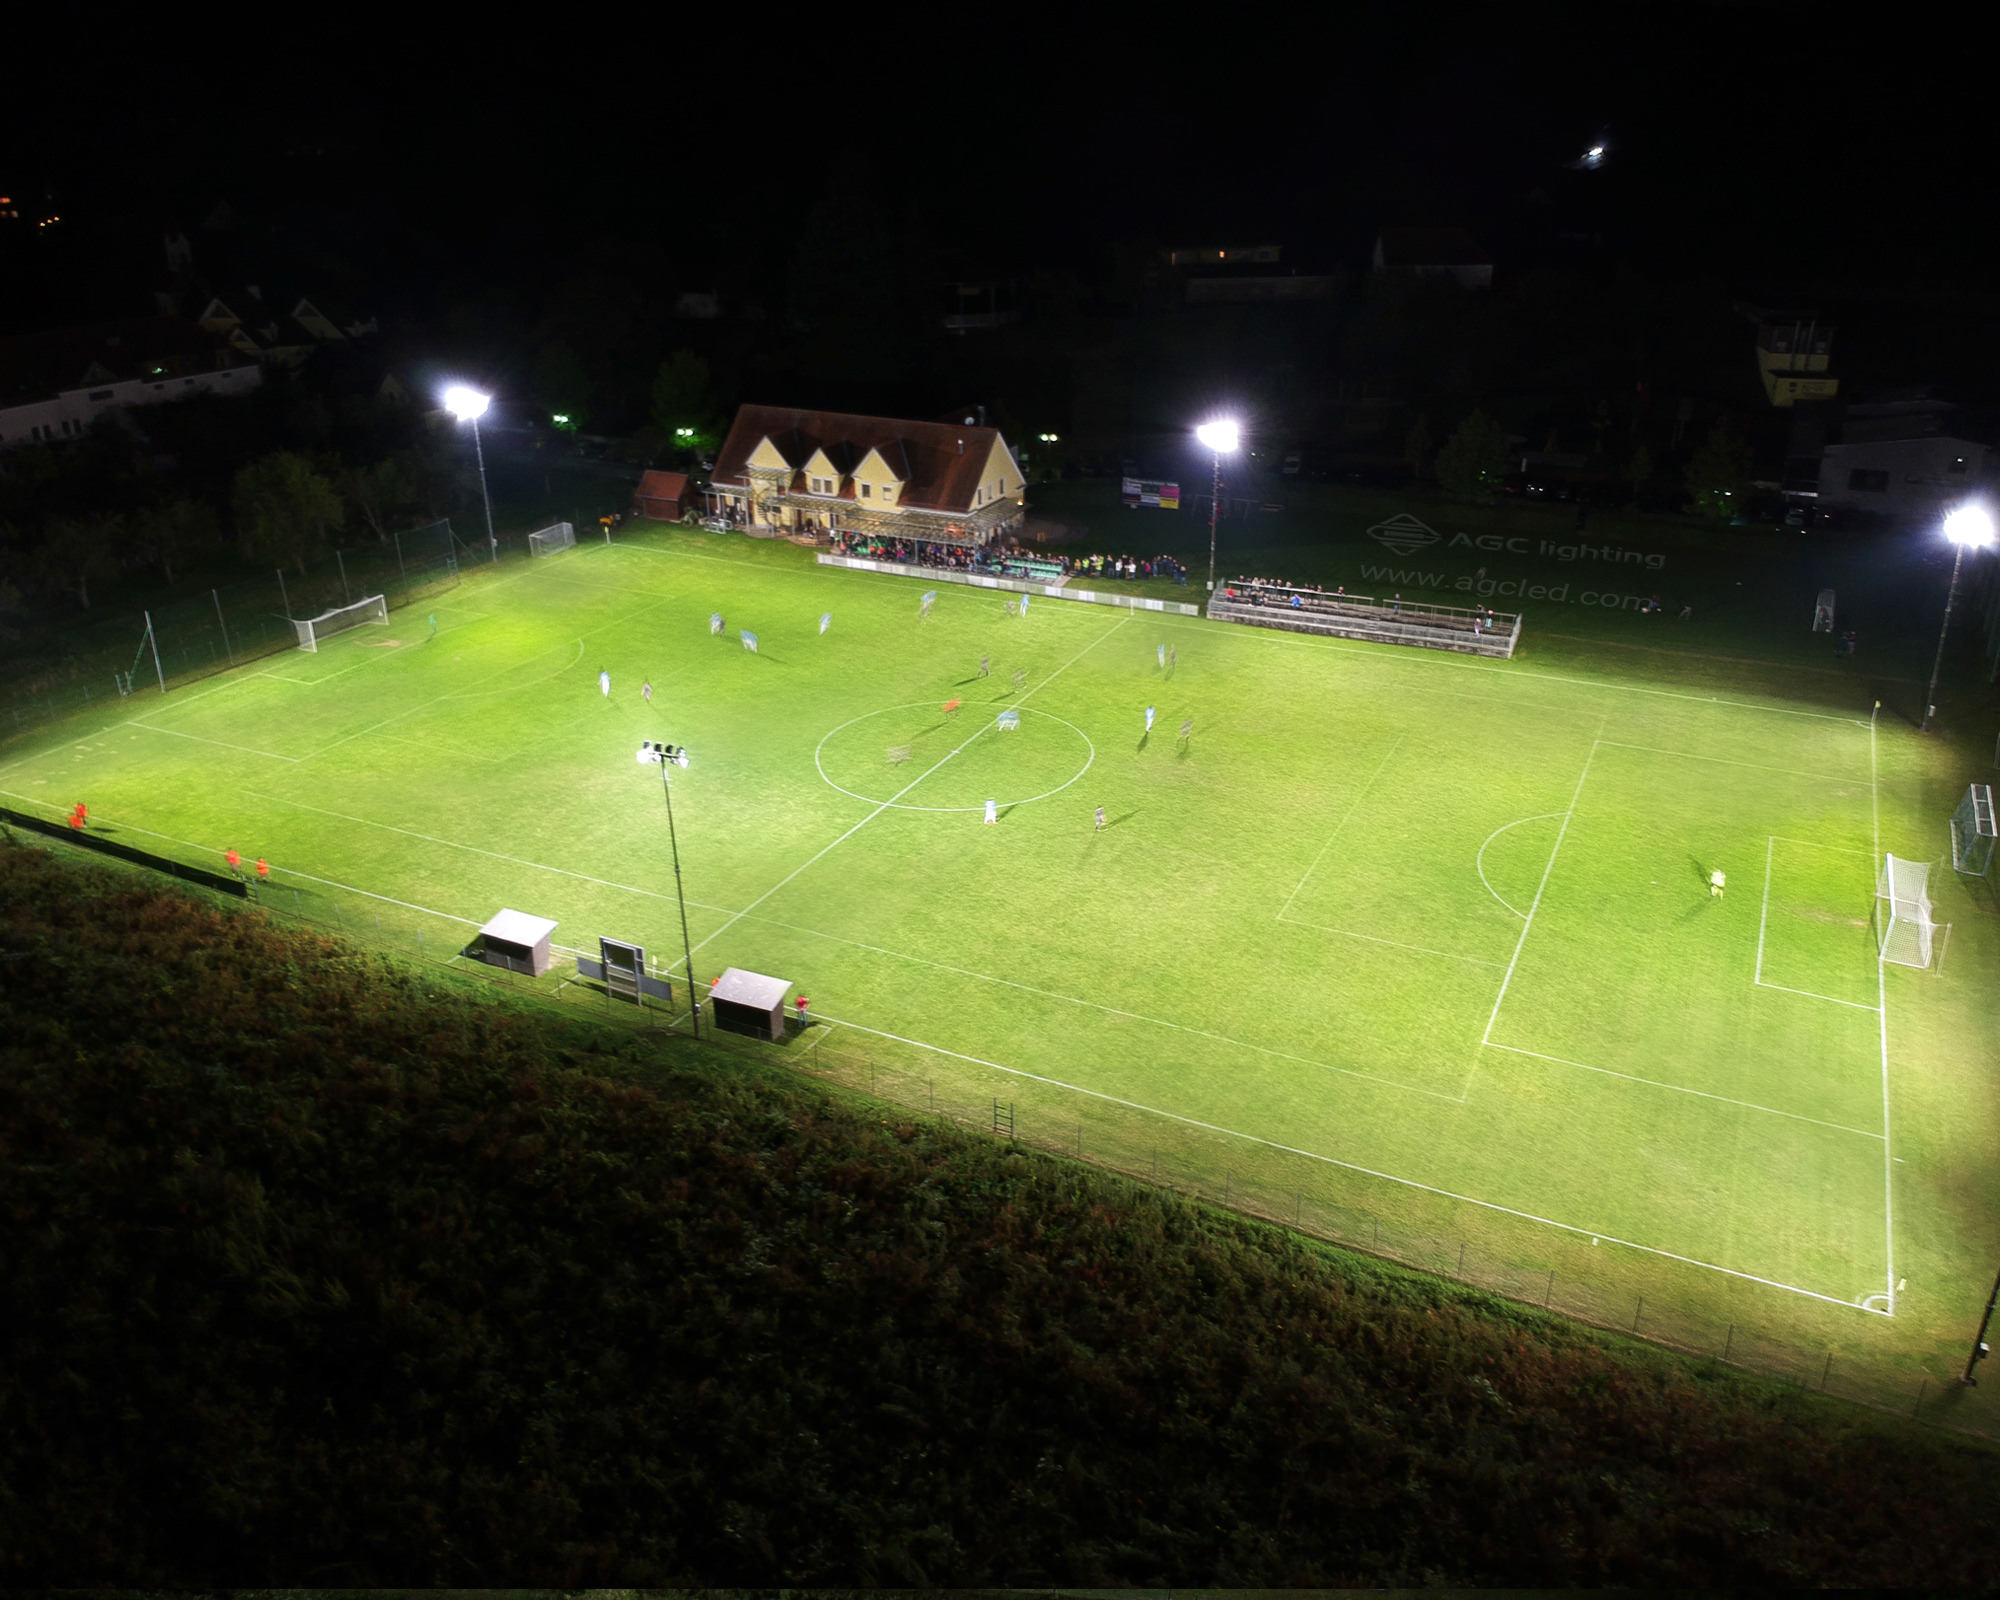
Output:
[
  {"xmin": 1876, "ymin": 854, "xmax": 1936, "ymax": 968},
  {"xmin": 528, "ymin": 521, "xmax": 576, "ymax": 558},
  {"xmin": 294, "ymin": 594, "xmax": 388, "ymax": 652}
]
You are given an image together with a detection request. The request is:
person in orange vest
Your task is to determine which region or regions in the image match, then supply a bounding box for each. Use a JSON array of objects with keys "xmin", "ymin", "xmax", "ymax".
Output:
[
  {"xmin": 68, "ymin": 804, "xmax": 85, "ymax": 831},
  {"xmin": 255, "ymin": 857, "xmax": 271, "ymax": 883},
  {"xmin": 795, "ymin": 994, "xmax": 810, "ymax": 1027},
  {"xmin": 225, "ymin": 847, "xmax": 242, "ymax": 879}
]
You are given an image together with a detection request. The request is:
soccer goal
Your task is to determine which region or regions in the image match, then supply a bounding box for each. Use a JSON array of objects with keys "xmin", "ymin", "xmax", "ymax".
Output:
[
  {"xmin": 1876, "ymin": 854, "xmax": 1937, "ymax": 968},
  {"xmin": 1951, "ymin": 784, "xmax": 1996, "ymax": 875},
  {"xmin": 528, "ymin": 521, "xmax": 576, "ymax": 558},
  {"xmin": 294, "ymin": 594, "xmax": 388, "ymax": 652}
]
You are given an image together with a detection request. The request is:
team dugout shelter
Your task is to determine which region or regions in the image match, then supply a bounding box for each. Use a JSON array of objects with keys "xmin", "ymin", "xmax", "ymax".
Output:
[
  {"xmin": 710, "ymin": 966, "xmax": 792, "ymax": 1041},
  {"xmin": 703, "ymin": 403, "xmax": 1027, "ymax": 550}
]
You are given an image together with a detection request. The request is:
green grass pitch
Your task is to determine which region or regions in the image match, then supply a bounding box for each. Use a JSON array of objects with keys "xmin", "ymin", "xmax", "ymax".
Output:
[{"xmin": 6, "ymin": 527, "xmax": 1964, "ymax": 1337}]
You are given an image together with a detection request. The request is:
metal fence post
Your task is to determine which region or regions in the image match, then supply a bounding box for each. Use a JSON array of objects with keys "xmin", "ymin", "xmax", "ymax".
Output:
[
  {"xmin": 336, "ymin": 548, "xmax": 350, "ymax": 605},
  {"xmin": 1545, "ymin": 1270, "xmax": 1555, "ymax": 1308},
  {"xmin": 1457, "ymin": 1243, "xmax": 1467, "ymax": 1277},
  {"xmin": 1822, "ymin": 1351, "xmax": 1833, "ymax": 1390},
  {"xmin": 1295, "ymin": 1192, "xmax": 1302, "ymax": 1225},
  {"xmin": 394, "ymin": 529, "xmax": 406, "ymax": 579},
  {"xmin": 1914, "ymin": 1377, "xmax": 1928, "ymax": 1418},
  {"xmin": 1372, "ymin": 1216, "xmax": 1380, "ymax": 1249},
  {"xmin": 1633, "ymin": 1297, "xmax": 1644, "ymax": 1332},
  {"xmin": 213, "ymin": 589, "xmax": 235, "ymax": 666},
  {"xmin": 1723, "ymin": 1325, "xmax": 1733, "ymax": 1361}
]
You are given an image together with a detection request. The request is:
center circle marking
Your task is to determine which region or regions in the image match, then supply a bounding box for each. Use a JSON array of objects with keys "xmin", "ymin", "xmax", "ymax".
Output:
[{"xmin": 815, "ymin": 702, "xmax": 1096, "ymax": 812}]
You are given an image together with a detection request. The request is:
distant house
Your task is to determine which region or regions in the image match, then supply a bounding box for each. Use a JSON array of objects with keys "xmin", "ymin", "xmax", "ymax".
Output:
[
  {"xmin": 1372, "ymin": 228, "xmax": 1493, "ymax": 289},
  {"xmin": 195, "ymin": 287, "xmax": 317, "ymax": 367},
  {"xmin": 1740, "ymin": 305, "xmax": 1838, "ymax": 407},
  {"xmin": 634, "ymin": 470, "xmax": 695, "ymax": 521},
  {"xmin": 706, "ymin": 404, "xmax": 1026, "ymax": 545},
  {"xmin": 1786, "ymin": 394, "xmax": 1990, "ymax": 514},
  {"xmin": 0, "ymin": 316, "xmax": 261, "ymax": 449},
  {"xmin": 290, "ymin": 295, "xmax": 380, "ymax": 342}
]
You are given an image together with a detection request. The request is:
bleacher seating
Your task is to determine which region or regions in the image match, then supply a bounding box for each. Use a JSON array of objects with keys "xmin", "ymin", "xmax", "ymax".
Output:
[{"xmin": 1207, "ymin": 584, "xmax": 1520, "ymax": 658}]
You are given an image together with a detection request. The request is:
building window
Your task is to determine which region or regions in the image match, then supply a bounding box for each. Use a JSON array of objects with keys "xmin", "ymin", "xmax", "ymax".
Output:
[
  {"xmin": 88, "ymin": 389, "xmax": 111, "ymax": 401},
  {"xmin": 1848, "ymin": 468, "xmax": 1890, "ymax": 493},
  {"xmin": 860, "ymin": 483, "xmax": 871, "ymax": 499}
]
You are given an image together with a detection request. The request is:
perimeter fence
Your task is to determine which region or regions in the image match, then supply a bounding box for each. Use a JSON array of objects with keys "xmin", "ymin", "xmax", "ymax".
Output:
[{"xmin": 2, "ymin": 490, "xmax": 637, "ymax": 754}]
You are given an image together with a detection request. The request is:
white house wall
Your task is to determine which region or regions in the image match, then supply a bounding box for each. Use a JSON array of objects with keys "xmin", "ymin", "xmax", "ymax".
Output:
[{"xmin": 0, "ymin": 364, "xmax": 262, "ymax": 449}]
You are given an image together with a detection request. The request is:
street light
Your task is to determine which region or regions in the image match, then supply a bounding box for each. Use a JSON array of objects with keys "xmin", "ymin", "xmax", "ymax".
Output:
[
  {"xmin": 443, "ymin": 384, "xmax": 498, "ymax": 560},
  {"xmin": 1921, "ymin": 503, "xmax": 1996, "ymax": 732},
  {"xmin": 638, "ymin": 739, "xmax": 700, "ymax": 1039},
  {"xmin": 1194, "ymin": 418, "xmax": 1241, "ymax": 593}
]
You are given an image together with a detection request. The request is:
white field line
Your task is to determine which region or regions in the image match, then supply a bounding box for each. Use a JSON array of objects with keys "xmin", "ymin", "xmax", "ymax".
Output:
[
  {"xmin": 1871, "ymin": 702, "xmax": 1896, "ymax": 1316},
  {"xmin": 127, "ymin": 722, "xmax": 301, "ymax": 763},
  {"xmin": 1275, "ymin": 734, "xmax": 1406, "ymax": 920},
  {"xmin": 1483, "ymin": 1042, "xmax": 1885, "ymax": 1139},
  {"xmin": 817, "ymin": 1008, "xmax": 1887, "ymax": 1315},
  {"xmin": 1152, "ymin": 610, "xmax": 1865, "ymax": 723},
  {"xmin": 1756, "ymin": 835, "xmax": 1774, "ymax": 986},
  {"xmin": 1596, "ymin": 739, "xmax": 1867, "ymax": 786},
  {"xmin": 681, "ymin": 613, "xmax": 1132, "ymax": 966},
  {"xmin": 1755, "ymin": 980, "xmax": 1880, "ymax": 1013},
  {"xmin": 727, "ymin": 911, "xmax": 1466, "ymax": 1102},
  {"xmin": 239, "ymin": 788, "xmax": 737, "ymax": 912},
  {"xmin": 1274, "ymin": 916, "xmax": 1505, "ymax": 970},
  {"xmin": 1480, "ymin": 734, "xmax": 1602, "ymax": 1049},
  {"xmin": 1475, "ymin": 813, "xmax": 1566, "ymax": 919},
  {"xmin": 1757, "ymin": 838, "xmax": 1881, "ymax": 1012}
]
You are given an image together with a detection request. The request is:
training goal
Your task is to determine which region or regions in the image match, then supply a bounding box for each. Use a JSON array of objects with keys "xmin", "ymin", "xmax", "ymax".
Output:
[
  {"xmin": 294, "ymin": 594, "xmax": 388, "ymax": 652},
  {"xmin": 1876, "ymin": 854, "xmax": 1937, "ymax": 968},
  {"xmin": 528, "ymin": 521, "xmax": 576, "ymax": 558},
  {"xmin": 1951, "ymin": 784, "xmax": 1995, "ymax": 876}
]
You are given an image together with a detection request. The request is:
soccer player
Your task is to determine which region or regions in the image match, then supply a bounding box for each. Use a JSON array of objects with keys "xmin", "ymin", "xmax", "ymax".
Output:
[
  {"xmin": 225, "ymin": 848, "xmax": 242, "ymax": 879},
  {"xmin": 1710, "ymin": 869, "xmax": 1726, "ymax": 898},
  {"xmin": 796, "ymin": 994, "xmax": 810, "ymax": 1026},
  {"xmin": 428, "ymin": 613, "xmax": 438, "ymax": 639},
  {"xmin": 980, "ymin": 655, "xmax": 990, "ymax": 677},
  {"xmin": 984, "ymin": 798, "xmax": 998, "ymax": 824},
  {"xmin": 944, "ymin": 697, "xmax": 961, "ymax": 717},
  {"xmin": 599, "ymin": 668, "xmax": 611, "ymax": 697},
  {"xmin": 642, "ymin": 680, "xmax": 653, "ymax": 703},
  {"xmin": 1179, "ymin": 716, "xmax": 1192, "ymax": 744},
  {"xmin": 1168, "ymin": 645, "xmax": 1177, "ymax": 671},
  {"xmin": 1157, "ymin": 643, "xmax": 1166, "ymax": 669},
  {"xmin": 1144, "ymin": 705, "xmax": 1155, "ymax": 733},
  {"xmin": 1095, "ymin": 805, "xmax": 1106, "ymax": 832},
  {"xmin": 1012, "ymin": 668, "xmax": 1026, "ymax": 691},
  {"xmin": 256, "ymin": 857, "xmax": 271, "ymax": 884},
  {"xmin": 67, "ymin": 806, "xmax": 84, "ymax": 832}
]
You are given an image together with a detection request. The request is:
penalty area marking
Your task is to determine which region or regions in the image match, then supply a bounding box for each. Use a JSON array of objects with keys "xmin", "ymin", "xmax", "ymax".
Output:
[
  {"xmin": 1754, "ymin": 835, "xmax": 1881, "ymax": 1012},
  {"xmin": 813, "ymin": 1006, "xmax": 1888, "ymax": 1316},
  {"xmin": 814, "ymin": 702, "xmax": 1096, "ymax": 813},
  {"xmin": 1475, "ymin": 813, "xmax": 1565, "ymax": 919}
]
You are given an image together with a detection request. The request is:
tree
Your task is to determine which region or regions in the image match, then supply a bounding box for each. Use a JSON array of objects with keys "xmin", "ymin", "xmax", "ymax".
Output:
[
  {"xmin": 1434, "ymin": 409, "xmax": 1509, "ymax": 503},
  {"xmin": 649, "ymin": 350, "xmax": 723, "ymax": 458},
  {"xmin": 1684, "ymin": 424, "xmax": 1753, "ymax": 519},
  {"xmin": 134, "ymin": 497, "xmax": 220, "ymax": 586},
  {"xmin": 233, "ymin": 452, "xmax": 343, "ymax": 574},
  {"xmin": 531, "ymin": 339, "xmax": 595, "ymax": 431},
  {"xmin": 1627, "ymin": 442, "xmax": 1655, "ymax": 501},
  {"xmin": 35, "ymin": 512, "xmax": 124, "ymax": 609},
  {"xmin": 337, "ymin": 459, "xmax": 415, "ymax": 545},
  {"xmin": 1403, "ymin": 415, "xmax": 1434, "ymax": 484}
]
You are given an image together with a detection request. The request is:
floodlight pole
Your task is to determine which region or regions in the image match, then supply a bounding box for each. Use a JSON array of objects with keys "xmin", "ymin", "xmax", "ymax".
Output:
[
  {"xmin": 470, "ymin": 413, "xmax": 498, "ymax": 560},
  {"xmin": 657, "ymin": 758, "xmax": 700, "ymax": 1039},
  {"xmin": 1923, "ymin": 539, "xmax": 1976, "ymax": 732},
  {"xmin": 1959, "ymin": 1263, "xmax": 2000, "ymax": 1384},
  {"xmin": 1206, "ymin": 448, "xmax": 1223, "ymax": 593}
]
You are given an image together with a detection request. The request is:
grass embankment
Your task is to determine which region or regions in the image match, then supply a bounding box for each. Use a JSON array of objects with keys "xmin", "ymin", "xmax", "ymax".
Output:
[{"xmin": 4, "ymin": 836, "xmax": 1997, "ymax": 1586}]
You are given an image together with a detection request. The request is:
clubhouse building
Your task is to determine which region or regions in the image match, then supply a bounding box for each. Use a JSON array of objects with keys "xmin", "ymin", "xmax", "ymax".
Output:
[{"xmin": 705, "ymin": 404, "xmax": 1026, "ymax": 547}]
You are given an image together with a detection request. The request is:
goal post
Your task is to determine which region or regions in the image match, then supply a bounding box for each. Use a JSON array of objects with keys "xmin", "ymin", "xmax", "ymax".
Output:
[
  {"xmin": 1876, "ymin": 854, "xmax": 1936, "ymax": 968},
  {"xmin": 1951, "ymin": 783, "xmax": 1995, "ymax": 875},
  {"xmin": 294, "ymin": 594, "xmax": 388, "ymax": 652},
  {"xmin": 528, "ymin": 521, "xmax": 576, "ymax": 558}
]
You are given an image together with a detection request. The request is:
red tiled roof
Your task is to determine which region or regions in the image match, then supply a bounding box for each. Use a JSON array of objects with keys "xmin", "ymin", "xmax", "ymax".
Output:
[
  {"xmin": 636, "ymin": 469, "xmax": 691, "ymax": 501},
  {"xmin": 711, "ymin": 404, "xmax": 1009, "ymax": 513}
]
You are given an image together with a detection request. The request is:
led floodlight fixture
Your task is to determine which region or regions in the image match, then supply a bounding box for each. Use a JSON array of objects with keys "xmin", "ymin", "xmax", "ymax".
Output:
[
  {"xmin": 442, "ymin": 384, "xmax": 490, "ymax": 422},
  {"xmin": 1945, "ymin": 504, "xmax": 1996, "ymax": 548},
  {"xmin": 1195, "ymin": 419, "xmax": 1240, "ymax": 454}
]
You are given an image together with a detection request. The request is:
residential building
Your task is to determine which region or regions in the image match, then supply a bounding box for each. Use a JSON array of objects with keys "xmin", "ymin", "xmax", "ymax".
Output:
[
  {"xmin": 1739, "ymin": 305, "xmax": 1838, "ymax": 407},
  {"xmin": 0, "ymin": 316, "xmax": 261, "ymax": 449},
  {"xmin": 706, "ymin": 404, "xmax": 1026, "ymax": 544},
  {"xmin": 1784, "ymin": 393, "xmax": 1989, "ymax": 515},
  {"xmin": 1372, "ymin": 228, "xmax": 1493, "ymax": 288}
]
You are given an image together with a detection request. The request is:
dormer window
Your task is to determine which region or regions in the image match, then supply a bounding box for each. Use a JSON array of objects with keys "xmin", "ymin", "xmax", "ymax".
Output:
[{"xmin": 860, "ymin": 483, "xmax": 872, "ymax": 499}]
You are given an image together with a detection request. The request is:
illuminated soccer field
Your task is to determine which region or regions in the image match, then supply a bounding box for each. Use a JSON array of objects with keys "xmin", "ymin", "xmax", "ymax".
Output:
[{"xmin": 6, "ymin": 526, "xmax": 1982, "ymax": 1335}]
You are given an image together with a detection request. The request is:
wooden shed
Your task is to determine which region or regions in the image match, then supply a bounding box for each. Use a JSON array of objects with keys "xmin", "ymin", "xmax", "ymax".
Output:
[{"xmin": 635, "ymin": 469, "xmax": 694, "ymax": 521}]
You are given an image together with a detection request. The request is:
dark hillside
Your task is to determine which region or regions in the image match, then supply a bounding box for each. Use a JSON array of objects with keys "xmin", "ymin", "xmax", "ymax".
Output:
[{"xmin": 1, "ymin": 836, "xmax": 1995, "ymax": 1585}]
